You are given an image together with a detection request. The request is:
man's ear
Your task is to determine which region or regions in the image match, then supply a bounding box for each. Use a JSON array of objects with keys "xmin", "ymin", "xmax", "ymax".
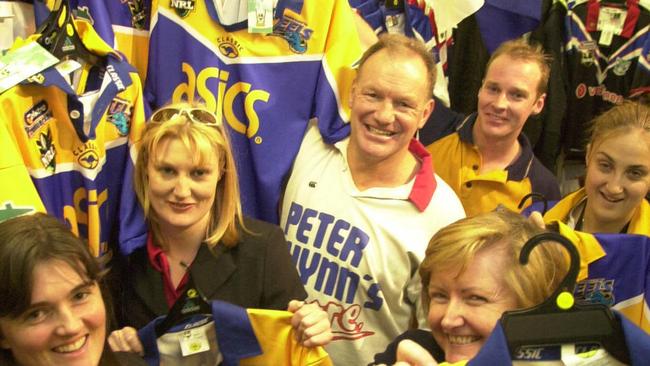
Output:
[
  {"xmin": 349, "ymin": 79, "xmax": 358, "ymax": 109},
  {"xmin": 531, "ymin": 93, "xmax": 546, "ymax": 115},
  {"xmin": 418, "ymin": 98, "xmax": 435, "ymax": 130}
]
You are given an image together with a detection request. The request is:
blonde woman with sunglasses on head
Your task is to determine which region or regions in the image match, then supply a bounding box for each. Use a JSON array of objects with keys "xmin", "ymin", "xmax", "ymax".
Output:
[{"xmin": 108, "ymin": 102, "xmax": 331, "ymax": 355}]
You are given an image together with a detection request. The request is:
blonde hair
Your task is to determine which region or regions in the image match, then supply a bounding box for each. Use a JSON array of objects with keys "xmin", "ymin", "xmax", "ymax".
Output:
[
  {"xmin": 486, "ymin": 38, "xmax": 551, "ymax": 96},
  {"xmin": 587, "ymin": 100, "xmax": 650, "ymax": 154},
  {"xmin": 134, "ymin": 102, "xmax": 244, "ymax": 249},
  {"xmin": 419, "ymin": 209, "xmax": 568, "ymax": 311}
]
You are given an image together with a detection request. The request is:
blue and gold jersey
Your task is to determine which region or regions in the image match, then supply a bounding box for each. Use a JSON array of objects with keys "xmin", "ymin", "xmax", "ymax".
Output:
[
  {"xmin": 575, "ymin": 232, "xmax": 650, "ymax": 334},
  {"xmin": 463, "ymin": 313, "xmax": 650, "ymax": 365},
  {"xmin": 525, "ymin": 192, "xmax": 650, "ymax": 332},
  {"xmin": 145, "ymin": 0, "xmax": 362, "ymax": 223},
  {"xmin": 138, "ymin": 300, "xmax": 332, "ymax": 366},
  {"xmin": 0, "ymin": 19, "xmax": 147, "ymax": 256},
  {"xmin": 38, "ymin": 0, "xmax": 152, "ymax": 81},
  {"xmin": 426, "ymin": 113, "xmax": 561, "ymax": 217},
  {"xmin": 526, "ymin": 220, "xmax": 650, "ymax": 334}
]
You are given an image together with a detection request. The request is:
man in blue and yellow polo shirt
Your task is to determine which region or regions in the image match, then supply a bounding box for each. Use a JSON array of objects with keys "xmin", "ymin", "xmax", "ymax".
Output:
[{"xmin": 425, "ymin": 38, "xmax": 560, "ymax": 216}]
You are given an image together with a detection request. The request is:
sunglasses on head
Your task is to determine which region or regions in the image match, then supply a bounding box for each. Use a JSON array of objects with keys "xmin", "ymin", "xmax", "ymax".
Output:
[{"xmin": 150, "ymin": 107, "xmax": 220, "ymax": 126}]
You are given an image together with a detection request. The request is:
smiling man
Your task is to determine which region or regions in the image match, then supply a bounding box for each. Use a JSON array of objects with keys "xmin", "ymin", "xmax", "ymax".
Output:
[
  {"xmin": 426, "ymin": 38, "xmax": 560, "ymax": 217},
  {"xmin": 280, "ymin": 34, "xmax": 465, "ymax": 365}
]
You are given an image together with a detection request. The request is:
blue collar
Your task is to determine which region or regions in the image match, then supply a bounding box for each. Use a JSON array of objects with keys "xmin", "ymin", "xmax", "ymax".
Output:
[{"xmin": 456, "ymin": 112, "xmax": 535, "ymax": 181}]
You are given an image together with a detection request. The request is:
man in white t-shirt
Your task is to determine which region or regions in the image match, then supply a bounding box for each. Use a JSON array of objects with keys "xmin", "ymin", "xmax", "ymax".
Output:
[{"xmin": 280, "ymin": 33, "xmax": 465, "ymax": 365}]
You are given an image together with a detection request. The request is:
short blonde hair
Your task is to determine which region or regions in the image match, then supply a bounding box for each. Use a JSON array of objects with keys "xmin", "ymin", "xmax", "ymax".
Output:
[
  {"xmin": 134, "ymin": 102, "xmax": 244, "ymax": 249},
  {"xmin": 419, "ymin": 209, "xmax": 568, "ymax": 311},
  {"xmin": 487, "ymin": 38, "xmax": 551, "ymax": 96},
  {"xmin": 357, "ymin": 33, "xmax": 436, "ymax": 99}
]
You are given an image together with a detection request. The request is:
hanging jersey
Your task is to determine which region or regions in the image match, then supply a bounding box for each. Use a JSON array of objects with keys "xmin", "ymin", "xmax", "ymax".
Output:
[
  {"xmin": 0, "ymin": 19, "xmax": 147, "ymax": 256},
  {"xmin": 348, "ymin": 0, "xmax": 457, "ymax": 103},
  {"xmin": 562, "ymin": 0, "xmax": 650, "ymax": 157},
  {"xmin": 475, "ymin": 0, "xmax": 542, "ymax": 53},
  {"xmin": 137, "ymin": 300, "xmax": 332, "ymax": 366},
  {"xmin": 145, "ymin": 0, "xmax": 362, "ymax": 224},
  {"xmin": 73, "ymin": 0, "xmax": 152, "ymax": 80},
  {"xmin": 518, "ymin": 213, "xmax": 650, "ymax": 334},
  {"xmin": 349, "ymin": 0, "xmax": 436, "ymax": 43},
  {"xmin": 36, "ymin": 0, "xmax": 152, "ymax": 82},
  {"xmin": 527, "ymin": 0, "xmax": 569, "ymax": 170}
]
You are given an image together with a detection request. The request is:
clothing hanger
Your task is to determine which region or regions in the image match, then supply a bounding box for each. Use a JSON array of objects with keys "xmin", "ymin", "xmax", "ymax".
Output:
[
  {"xmin": 517, "ymin": 192, "xmax": 549, "ymax": 215},
  {"xmin": 500, "ymin": 232, "xmax": 630, "ymax": 364},
  {"xmin": 35, "ymin": 0, "xmax": 99, "ymax": 65},
  {"xmin": 154, "ymin": 276, "xmax": 212, "ymax": 337}
]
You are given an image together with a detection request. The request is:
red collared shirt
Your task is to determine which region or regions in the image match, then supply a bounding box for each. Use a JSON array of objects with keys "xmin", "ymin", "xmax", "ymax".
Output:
[{"xmin": 146, "ymin": 234, "xmax": 190, "ymax": 308}]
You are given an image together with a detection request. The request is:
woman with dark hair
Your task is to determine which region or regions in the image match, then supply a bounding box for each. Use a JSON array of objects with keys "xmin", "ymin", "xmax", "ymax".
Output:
[{"xmin": 0, "ymin": 213, "xmax": 145, "ymax": 366}]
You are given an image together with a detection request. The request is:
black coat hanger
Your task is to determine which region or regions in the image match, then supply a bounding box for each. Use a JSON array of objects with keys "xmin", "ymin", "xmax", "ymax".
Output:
[
  {"xmin": 501, "ymin": 232, "xmax": 630, "ymax": 364},
  {"xmin": 154, "ymin": 276, "xmax": 212, "ymax": 337},
  {"xmin": 35, "ymin": 0, "xmax": 99, "ymax": 65},
  {"xmin": 517, "ymin": 192, "xmax": 549, "ymax": 215}
]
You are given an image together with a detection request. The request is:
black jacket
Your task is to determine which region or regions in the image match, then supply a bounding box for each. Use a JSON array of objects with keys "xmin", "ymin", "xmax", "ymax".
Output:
[{"xmin": 114, "ymin": 216, "xmax": 307, "ymax": 329}]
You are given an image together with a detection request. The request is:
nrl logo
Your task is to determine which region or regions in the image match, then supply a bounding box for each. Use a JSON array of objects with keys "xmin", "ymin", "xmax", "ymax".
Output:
[
  {"xmin": 170, "ymin": 0, "xmax": 195, "ymax": 18},
  {"xmin": 36, "ymin": 129, "xmax": 56, "ymax": 172}
]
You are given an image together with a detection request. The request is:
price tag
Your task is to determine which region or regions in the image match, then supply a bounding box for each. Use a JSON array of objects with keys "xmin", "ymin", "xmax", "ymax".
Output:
[
  {"xmin": 0, "ymin": 41, "xmax": 58, "ymax": 93},
  {"xmin": 597, "ymin": 6, "xmax": 626, "ymax": 46},
  {"xmin": 597, "ymin": 7, "xmax": 626, "ymax": 35},
  {"xmin": 599, "ymin": 29, "xmax": 613, "ymax": 47},
  {"xmin": 55, "ymin": 59, "xmax": 81, "ymax": 76},
  {"xmin": 248, "ymin": 0, "xmax": 273, "ymax": 34},
  {"xmin": 179, "ymin": 328, "xmax": 210, "ymax": 357}
]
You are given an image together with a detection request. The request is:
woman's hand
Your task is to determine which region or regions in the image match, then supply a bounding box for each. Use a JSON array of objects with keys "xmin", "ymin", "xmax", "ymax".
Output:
[
  {"xmin": 287, "ymin": 300, "xmax": 333, "ymax": 348},
  {"xmin": 394, "ymin": 339, "xmax": 439, "ymax": 366},
  {"xmin": 528, "ymin": 211, "xmax": 546, "ymax": 230},
  {"xmin": 108, "ymin": 326, "xmax": 144, "ymax": 356}
]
